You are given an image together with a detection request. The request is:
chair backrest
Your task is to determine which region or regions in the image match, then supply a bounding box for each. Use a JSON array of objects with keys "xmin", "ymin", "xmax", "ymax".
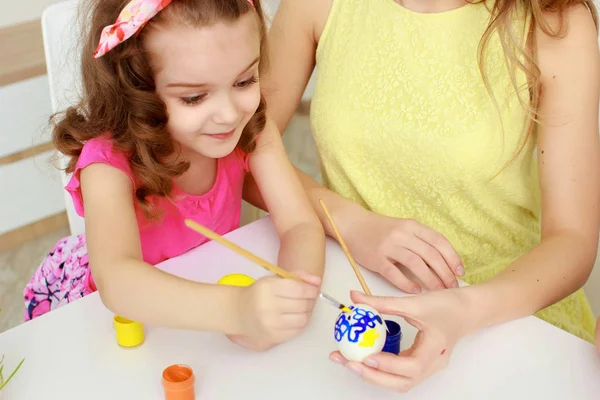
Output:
[{"xmin": 42, "ymin": 0, "xmax": 85, "ymax": 236}]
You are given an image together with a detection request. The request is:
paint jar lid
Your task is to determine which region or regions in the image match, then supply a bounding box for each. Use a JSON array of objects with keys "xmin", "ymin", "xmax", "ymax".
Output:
[
  {"xmin": 382, "ymin": 320, "xmax": 402, "ymax": 355},
  {"xmin": 217, "ymin": 273, "xmax": 255, "ymax": 287},
  {"xmin": 162, "ymin": 364, "xmax": 196, "ymax": 399}
]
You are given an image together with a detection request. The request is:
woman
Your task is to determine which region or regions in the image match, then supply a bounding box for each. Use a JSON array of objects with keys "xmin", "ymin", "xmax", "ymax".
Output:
[{"xmin": 244, "ymin": 0, "xmax": 600, "ymax": 393}]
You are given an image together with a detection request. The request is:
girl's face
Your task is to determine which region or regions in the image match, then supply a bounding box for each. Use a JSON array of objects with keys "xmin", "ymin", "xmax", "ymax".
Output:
[{"xmin": 147, "ymin": 12, "xmax": 261, "ymax": 160}]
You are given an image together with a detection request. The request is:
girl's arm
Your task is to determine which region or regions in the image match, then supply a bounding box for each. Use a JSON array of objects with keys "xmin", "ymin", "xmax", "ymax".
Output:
[
  {"xmin": 462, "ymin": 5, "xmax": 600, "ymax": 334},
  {"xmin": 81, "ymin": 163, "xmax": 245, "ymax": 332},
  {"xmin": 246, "ymin": 119, "xmax": 325, "ymax": 277}
]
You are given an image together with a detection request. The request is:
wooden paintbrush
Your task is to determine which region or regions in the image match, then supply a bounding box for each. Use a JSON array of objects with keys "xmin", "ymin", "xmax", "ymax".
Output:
[
  {"xmin": 184, "ymin": 219, "xmax": 352, "ymax": 313},
  {"xmin": 319, "ymin": 199, "xmax": 372, "ymax": 295},
  {"xmin": 318, "ymin": 200, "xmax": 390, "ymax": 333}
]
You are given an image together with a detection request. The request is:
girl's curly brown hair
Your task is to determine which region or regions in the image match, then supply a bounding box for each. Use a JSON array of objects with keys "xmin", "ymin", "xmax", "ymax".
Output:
[{"xmin": 52, "ymin": 0, "xmax": 268, "ymax": 218}]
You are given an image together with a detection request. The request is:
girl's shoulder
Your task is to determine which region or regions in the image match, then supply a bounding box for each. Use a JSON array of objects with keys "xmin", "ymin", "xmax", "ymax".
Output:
[
  {"xmin": 65, "ymin": 135, "xmax": 136, "ymax": 217},
  {"xmin": 76, "ymin": 135, "xmax": 132, "ymax": 169}
]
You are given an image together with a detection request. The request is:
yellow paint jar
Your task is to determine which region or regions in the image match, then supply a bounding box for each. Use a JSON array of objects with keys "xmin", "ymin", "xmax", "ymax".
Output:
[{"xmin": 113, "ymin": 315, "xmax": 145, "ymax": 348}]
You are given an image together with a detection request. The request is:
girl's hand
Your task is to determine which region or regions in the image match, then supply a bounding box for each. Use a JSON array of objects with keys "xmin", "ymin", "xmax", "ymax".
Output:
[
  {"xmin": 230, "ymin": 272, "xmax": 321, "ymax": 351},
  {"xmin": 343, "ymin": 209, "xmax": 464, "ymax": 293},
  {"xmin": 329, "ymin": 290, "xmax": 472, "ymax": 393}
]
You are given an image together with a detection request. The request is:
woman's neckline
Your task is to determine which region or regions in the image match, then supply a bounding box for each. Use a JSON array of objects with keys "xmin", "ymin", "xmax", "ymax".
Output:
[{"xmin": 385, "ymin": 0, "xmax": 474, "ymax": 16}]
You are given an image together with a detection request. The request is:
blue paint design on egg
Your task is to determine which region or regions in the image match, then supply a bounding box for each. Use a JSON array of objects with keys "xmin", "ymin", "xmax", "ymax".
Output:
[{"xmin": 334, "ymin": 306, "xmax": 383, "ymax": 343}]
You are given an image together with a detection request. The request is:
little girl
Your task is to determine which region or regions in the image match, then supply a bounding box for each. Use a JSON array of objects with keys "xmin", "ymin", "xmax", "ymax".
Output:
[{"xmin": 23, "ymin": 0, "xmax": 325, "ymax": 351}]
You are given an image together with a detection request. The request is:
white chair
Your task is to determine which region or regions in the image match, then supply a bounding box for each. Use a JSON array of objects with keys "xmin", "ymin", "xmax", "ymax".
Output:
[{"xmin": 41, "ymin": 0, "xmax": 85, "ymax": 236}]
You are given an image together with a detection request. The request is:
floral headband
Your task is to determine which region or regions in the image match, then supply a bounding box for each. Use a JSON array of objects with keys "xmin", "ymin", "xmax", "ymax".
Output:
[{"xmin": 94, "ymin": 0, "xmax": 255, "ymax": 58}]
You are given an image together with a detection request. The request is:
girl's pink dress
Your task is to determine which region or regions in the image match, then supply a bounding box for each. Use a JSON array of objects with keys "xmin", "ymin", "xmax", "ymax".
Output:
[{"xmin": 24, "ymin": 136, "xmax": 250, "ymax": 321}]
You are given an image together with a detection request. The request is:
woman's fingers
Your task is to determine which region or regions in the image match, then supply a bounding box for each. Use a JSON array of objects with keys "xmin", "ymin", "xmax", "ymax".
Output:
[
  {"xmin": 329, "ymin": 350, "xmax": 415, "ymax": 391},
  {"xmin": 362, "ymin": 352, "xmax": 422, "ymax": 378},
  {"xmin": 349, "ymin": 290, "xmax": 422, "ymax": 325},
  {"xmin": 403, "ymin": 235, "xmax": 458, "ymax": 289},
  {"xmin": 345, "ymin": 361, "xmax": 415, "ymax": 393},
  {"xmin": 387, "ymin": 246, "xmax": 444, "ymax": 290},
  {"xmin": 377, "ymin": 260, "xmax": 423, "ymax": 294},
  {"xmin": 413, "ymin": 222, "xmax": 464, "ymax": 277}
]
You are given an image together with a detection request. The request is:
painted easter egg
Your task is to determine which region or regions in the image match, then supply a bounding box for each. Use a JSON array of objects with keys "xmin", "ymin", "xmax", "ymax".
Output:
[{"xmin": 334, "ymin": 304, "xmax": 387, "ymax": 362}]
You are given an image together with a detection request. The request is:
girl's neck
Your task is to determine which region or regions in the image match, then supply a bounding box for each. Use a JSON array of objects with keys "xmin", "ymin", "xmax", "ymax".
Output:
[
  {"xmin": 171, "ymin": 145, "xmax": 219, "ymax": 197},
  {"xmin": 393, "ymin": 0, "xmax": 468, "ymax": 13}
]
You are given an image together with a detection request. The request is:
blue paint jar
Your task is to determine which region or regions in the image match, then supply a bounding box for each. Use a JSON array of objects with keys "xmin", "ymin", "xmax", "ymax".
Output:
[{"xmin": 382, "ymin": 320, "xmax": 402, "ymax": 355}]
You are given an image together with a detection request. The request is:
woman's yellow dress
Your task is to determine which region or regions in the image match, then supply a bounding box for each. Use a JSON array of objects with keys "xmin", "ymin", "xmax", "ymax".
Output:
[{"xmin": 310, "ymin": 0, "xmax": 596, "ymax": 342}]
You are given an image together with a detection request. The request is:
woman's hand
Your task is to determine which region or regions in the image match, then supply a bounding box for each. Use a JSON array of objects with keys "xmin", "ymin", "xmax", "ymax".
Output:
[
  {"xmin": 343, "ymin": 209, "xmax": 464, "ymax": 294},
  {"xmin": 329, "ymin": 290, "xmax": 473, "ymax": 393}
]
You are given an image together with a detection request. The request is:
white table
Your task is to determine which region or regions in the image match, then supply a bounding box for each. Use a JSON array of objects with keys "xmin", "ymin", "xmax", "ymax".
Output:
[{"xmin": 1, "ymin": 217, "xmax": 600, "ymax": 399}]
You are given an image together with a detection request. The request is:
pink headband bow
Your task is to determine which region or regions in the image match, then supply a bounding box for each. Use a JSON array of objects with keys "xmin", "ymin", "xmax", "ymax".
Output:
[{"xmin": 94, "ymin": 0, "xmax": 255, "ymax": 58}]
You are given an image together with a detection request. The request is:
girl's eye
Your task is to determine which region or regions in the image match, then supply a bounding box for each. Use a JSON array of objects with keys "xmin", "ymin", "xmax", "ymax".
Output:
[
  {"xmin": 235, "ymin": 76, "xmax": 258, "ymax": 88},
  {"xmin": 180, "ymin": 94, "xmax": 206, "ymax": 105}
]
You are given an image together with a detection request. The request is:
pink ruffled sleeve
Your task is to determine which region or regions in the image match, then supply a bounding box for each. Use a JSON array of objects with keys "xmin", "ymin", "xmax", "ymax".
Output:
[{"xmin": 65, "ymin": 137, "xmax": 136, "ymax": 217}]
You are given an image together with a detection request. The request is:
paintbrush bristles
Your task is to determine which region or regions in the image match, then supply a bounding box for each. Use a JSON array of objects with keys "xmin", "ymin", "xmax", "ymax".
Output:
[{"xmin": 319, "ymin": 199, "xmax": 372, "ymax": 296}]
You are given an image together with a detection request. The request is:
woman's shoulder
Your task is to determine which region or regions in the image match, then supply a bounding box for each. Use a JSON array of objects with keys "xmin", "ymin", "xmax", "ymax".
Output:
[
  {"xmin": 536, "ymin": 3, "xmax": 598, "ymax": 48},
  {"xmin": 536, "ymin": 3, "xmax": 598, "ymax": 82},
  {"xmin": 276, "ymin": 0, "xmax": 333, "ymax": 42}
]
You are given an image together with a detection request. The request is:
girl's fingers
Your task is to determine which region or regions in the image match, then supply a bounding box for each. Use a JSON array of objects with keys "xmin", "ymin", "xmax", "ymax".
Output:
[
  {"xmin": 273, "ymin": 278, "xmax": 320, "ymax": 299},
  {"xmin": 278, "ymin": 311, "xmax": 310, "ymax": 329},
  {"xmin": 290, "ymin": 270, "xmax": 322, "ymax": 286},
  {"xmin": 277, "ymin": 297, "xmax": 315, "ymax": 314}
]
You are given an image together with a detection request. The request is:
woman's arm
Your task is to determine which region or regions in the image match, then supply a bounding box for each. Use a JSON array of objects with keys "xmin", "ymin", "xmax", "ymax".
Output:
[
  {"xmin": 258, "ymin": 0, "xmax": 363, "ymax": 238},
  {"xmin": 81, "ymin": 164, "xmax": 245, "ymax": 333},
  {"xmin": 262, "ymin": 0, "xmax": 327, "ymax": 133},
  {"xmin": 247, "ymin": 119, "xmax": 325, "ymax": 277},
  {"xmin": 258, "ymin": 0, "xmax": 388, "ymax": 241},
  {"xmin": 244, "ymin": 0, "xmax": 463, "ymax": 292},
  {"xmin": 462, "ymin": 5, "xmax": 600, "ymax": 334},
  {"xmin": 328, "ymin": 6, "xmax": 600, "ymax": 393}
]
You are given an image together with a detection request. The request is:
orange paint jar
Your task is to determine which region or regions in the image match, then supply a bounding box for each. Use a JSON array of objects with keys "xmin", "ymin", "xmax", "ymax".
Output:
[{"xmin": 162, "ymin": 364, "xmax": 196, "ymax": 400}]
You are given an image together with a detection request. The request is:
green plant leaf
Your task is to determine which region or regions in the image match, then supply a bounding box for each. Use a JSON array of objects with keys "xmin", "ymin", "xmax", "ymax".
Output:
[{"xmin": 0, "ymin": 358, "xmax": 24, "ymax": 391}]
